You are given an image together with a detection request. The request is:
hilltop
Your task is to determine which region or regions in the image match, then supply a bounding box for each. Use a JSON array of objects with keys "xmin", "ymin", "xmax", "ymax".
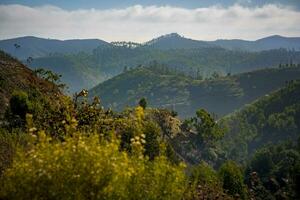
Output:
[{"xmin": 90, "ymin": 64, "xmax": 300, "ymax": 118}]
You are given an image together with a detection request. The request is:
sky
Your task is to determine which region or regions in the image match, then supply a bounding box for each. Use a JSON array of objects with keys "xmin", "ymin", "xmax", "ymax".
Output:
[{"xmin": 0, "ymin": 0, "xmax": 300, "ymax": 42}]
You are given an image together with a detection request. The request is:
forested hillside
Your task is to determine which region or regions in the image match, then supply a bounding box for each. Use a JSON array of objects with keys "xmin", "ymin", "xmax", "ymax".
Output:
[
  {"xmin": 1, "ymin": 35, "xmax": 300, "ymax": 92},
  {"xmin": 0, "ymin": 50, "xmax": 62, "ymax": 116},
  {"xmin": 0, "ymin": 52, "xmax": 299, "ymax": 200},
  {"xmin": 30, "ymin": 46, "xmax": 300, "ymax": 92},
  {"xmin": 90, "ymin": 64, "xmax": 300, "ymax": 118},
  {"xmin": 1, "ymin": 0, "xmax": 300, "ymax": 198},
  {"xmin": 219, "ymin": 81, "xmax": 300, "ymax": 164}
]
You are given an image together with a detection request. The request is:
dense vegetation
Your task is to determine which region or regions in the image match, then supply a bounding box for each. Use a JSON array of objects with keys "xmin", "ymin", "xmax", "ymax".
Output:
[
  {"xmin": 0, "ymin": 46, "xmax": 300, "ymax": 199},
  {"xmin": 0, "ymin": 50, "xmax": 62, "ymax": 116},
  {"xmin": 90, "ymin": 63, "xmax": 300, "ymax": 118},
  {"xmin": 218, "ymin": 81, "xmax": 300, "ymax": 164},
  {"xmin": 30, "ymin": 47, "xmax": 300, "ymax": 92}
]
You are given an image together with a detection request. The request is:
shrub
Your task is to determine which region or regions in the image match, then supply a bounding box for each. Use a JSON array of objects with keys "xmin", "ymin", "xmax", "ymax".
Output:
[
  {"xmin": 138, "ymin": 97, "xmax": 147, "ymax": 109},
  {"xmin": 218, "ymin": 160, "xmax": 247, "ymax": 199},
  {"xmin": 9, "ymin": 91, "xmax": 32, "ymax": 119},
  {"xmin": 143, "ymin": 121, "xmax": 160, "ymax": 160},
  {"xmin": 185, "ymin": 162, "xmax": 232, "ymax": 200},
  {"xmin": 0, "ymin": 129, "xmax": 29, "ymax": 176},
  {"xmin": 0, "ymin": 133, "xmax": 187, "ymax": 200}
]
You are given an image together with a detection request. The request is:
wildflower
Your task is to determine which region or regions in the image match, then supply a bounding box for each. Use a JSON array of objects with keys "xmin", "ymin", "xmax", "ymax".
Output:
[{"xmin": 29, "ymin": 127, "xmax": 37, "ymax": 132}]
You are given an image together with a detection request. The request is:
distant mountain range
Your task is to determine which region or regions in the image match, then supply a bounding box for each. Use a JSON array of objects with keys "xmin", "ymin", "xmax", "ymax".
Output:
[
  {"xmin": 1, "ymin": 34, "xmax": 300, "ymax": 60},
  {"xmin": 0, "ymin": 33, "xmax": 300, "ymax": 93},
  {"xmin": 0, "ymin": 36, "xmax": 110, "ymax": 60},
  {"xmin": 144, "ymin": 33, "xmax": 300, "ymax": 51}
]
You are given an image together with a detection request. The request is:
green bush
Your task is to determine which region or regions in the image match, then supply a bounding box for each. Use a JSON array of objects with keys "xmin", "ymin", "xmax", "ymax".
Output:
[
  {"xmin": 138, "ymin": 97, "xmax": 147, "ymax": 109},
  {"xmin": 0, "ymin": 133, "xmax": 187, "ymax": 200},
  {"xmin": 9, "ymin": 91, "xmax": 32, "ymax": 119},
  {"xmin": 185, "ymin": 162, "xmax": 232, "ymax": 200},
  {"xmin": 0, "ymin": 129, "xmax": 29, "ymax": 176},
  {"xmin": 190, "ymin": 161, "xmax": 220, "ymax": 187},
  {"xmin": 218, "ymin": 160, "xmax": 247, "ymax": 199},
  {"xmin": 143, "ymin": 121, "xmax": 160, "ymax": 160}
]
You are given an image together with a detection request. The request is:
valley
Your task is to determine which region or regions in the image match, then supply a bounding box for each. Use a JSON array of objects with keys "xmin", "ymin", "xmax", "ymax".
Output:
[{"xmin": 0, "ymin": 33, "xmax": 300, "ymax": 200}]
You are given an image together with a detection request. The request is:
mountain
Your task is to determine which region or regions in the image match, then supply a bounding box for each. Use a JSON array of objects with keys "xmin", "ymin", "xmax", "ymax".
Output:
[
  {"xmin": 0, "ymin": 36, "xmax": 111, "ymax": 60},
  {"xmin": 212, "ymin": 35, "xmax": 300, "ymax": 51},
  {"xmin": 142, "ymin": 33, "xmax": 300, "ymax": 51},
  {"xmin": 89, "ymin": 64, "xmax": 300, "ymax": 118},
  {"xmin": 0, "ymin": 50, "xmax": 61, "ymax": 116},
  {"xmin": 143, "ymin": 33, "xmax": 300, "ymax": 51},
  {"xmin": 143, "ymin": 33, "xmax": 213, "ymax": 49},
  {"xmin": 1, "ymin": 35, "xmax": 300, "ymax": 93},
  {"xmin": 28, "ymin": 53, "xmax": 106, "ymax": 93},
  {"xmin": 36, "ymin": 47, "xmax": 299, "ymax": 92},
  {"xmin": 218, "ymin": 80, "xmax": 300, "ymax": 164},
  {"xmin": 1, "ymin": 34, "xmax": 299, "ymax": 61}
]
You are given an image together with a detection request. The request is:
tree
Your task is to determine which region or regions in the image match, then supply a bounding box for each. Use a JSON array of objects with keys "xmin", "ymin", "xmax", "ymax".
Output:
[
  {"xmin": 184, "ymin": 109, "xmax": 224, "ymax": 146},
  {"xmin": 211, "ymin": 71, "xmax": 221, "ymax": 79},
  {"xmin": 143, "ymin": 122, "xmax": 160, "ymax": 160},
  {"xmin": 138, "ymin": 97, "xmax": 147, "ymax": 109},
  {"xmin": 34, "ymin": 68, "xmax": 65, "ymax": 90},
  {"xmin": 9, "ymin": 91, "xmax": 32, "ymax": 119},
  {"xmin": 14, "ymin": 43, "xmax": 20, "ymax": 49},
  {"xmin": 123, "ymin": 66, "xmax": 128, "ymax": 73},
  {"xmin": 218, "ymin": 161, "xmax": 247, "ymax": 199}
]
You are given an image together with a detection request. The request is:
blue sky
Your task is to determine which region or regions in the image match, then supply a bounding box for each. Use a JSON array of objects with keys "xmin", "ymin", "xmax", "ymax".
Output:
[{"xmin": 0, "ymin": 0, "xmax": 300, "ymax": 41}]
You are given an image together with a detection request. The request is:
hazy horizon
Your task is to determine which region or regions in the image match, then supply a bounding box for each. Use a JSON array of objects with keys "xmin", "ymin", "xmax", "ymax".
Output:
[
  {"xmin": 0, "ymin": 0, "xmax": 300, "ymax": 42},
  {"xmin": 1, "ymin": 33, "xmax": 299, "ymax": 43}
]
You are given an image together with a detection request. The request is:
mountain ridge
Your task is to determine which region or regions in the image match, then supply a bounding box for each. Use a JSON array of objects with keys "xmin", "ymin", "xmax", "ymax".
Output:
[
  {"xmin": 89, "ymin": 64, "xmax": 300, "ymax": 118},
  {"xmin": 1, "ymin": 34, "xmax": 300, "ymax": 60}
]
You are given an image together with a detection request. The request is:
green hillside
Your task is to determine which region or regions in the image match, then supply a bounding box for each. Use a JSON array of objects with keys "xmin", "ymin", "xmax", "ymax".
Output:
[
  {"xmin": 90, "ymin": 64, "xmax": 300, "ymax": 118},
  {"xmin": 29, "ymin": 47, "xmax": 300, "ymax": 92},
  {"xmin": 29, "ymin": 53, "xmax": 106, "ymax": 93},
  {"xmin": 218, "ymin": 81, "xmax": 300, "ymax": 164},
  {"xmin": 1, "ymin": 53, "xmax": 300, "ymax": 200},
  {"xmin": 0, "ymin": 50, "xmax": 62, "ymax": 117}
]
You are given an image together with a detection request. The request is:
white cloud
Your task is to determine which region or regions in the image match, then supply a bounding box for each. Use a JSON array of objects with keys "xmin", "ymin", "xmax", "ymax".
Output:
[{"xmin": 0, "ymin": 4, "xmax": 299, "ymax": 42}]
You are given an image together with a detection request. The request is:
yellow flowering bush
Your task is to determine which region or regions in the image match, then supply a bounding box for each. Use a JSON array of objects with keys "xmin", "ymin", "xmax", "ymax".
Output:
[{"xmin": 0, "ymin": 133, "xmax": 187, "ymax": 200}]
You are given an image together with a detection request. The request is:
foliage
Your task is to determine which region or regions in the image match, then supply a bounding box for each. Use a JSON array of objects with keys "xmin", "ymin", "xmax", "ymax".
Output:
[
  {"xmin": 193, "ymin": 109, "xmax": 224, "ymax": 144},
  {"xmin": 185, "ymin": 161, "xmax": 233, "ymax": 200},
  {"xmin": 0, "ymin": 133, "xmax": 187, "ymax": 200},
  {"xmin": 0, "ymin": 129, "xmax": 29, "ymax": 176},
  {"xmin": 90, "ymin": 63, "xmax": 300, "ymax": 118},
  {"xmin": 168, "ymin": 109, "xmax": 226, "ymax": 165},
  {"xmin": 143, "ymin": 121, "xmax": 160, "ymax": 160},
  {"xmin": 218, "ymin": 161, "xmax": 247, "ymax": 199},
  {"xmin": 219, "ymin": 81, "xmax": 300, "ymax": 164},
  {"xmin": 34, "ymin": 68, "xmax": 66, "ymax": 91},
  {"xmin": 190, "ymin": 161, "xmax": 221, "ymax": 187},
  {"xmin": 1, "ymin": 49, "xmax": 300, "ymax": 199},
  {"xmin": 8, "ymin": 91, "xmax": 32, "ymax": 119},
  {"xmin": 138, "ymin": 97, "xmax": 147, "ymax": 109},
  {"xmin": 245, "ymin": 142, "xmax": 300, "ymax": 199}
]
